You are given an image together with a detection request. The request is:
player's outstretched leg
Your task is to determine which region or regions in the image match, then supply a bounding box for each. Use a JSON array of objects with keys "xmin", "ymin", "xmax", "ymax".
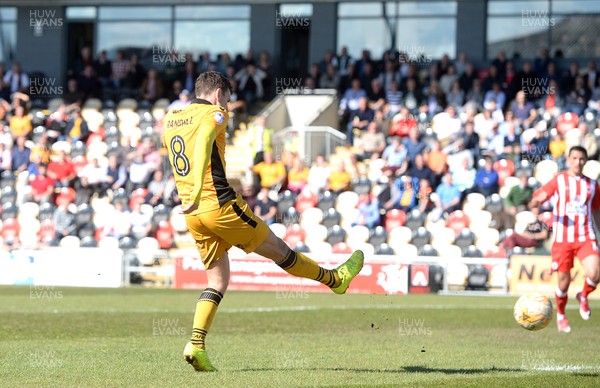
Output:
[
  {"xmin": 277, "ymin": 249, "xmax": 364, "ymax": 292},
  {"xmin": 255, "ymin": 232, "xmax": 364, "ymax": 293},
  {"xmin": 577, "ymin": 277, "xmax": 597, "ymax": 320},
  {"xmin": 331, "ymin": 250, "xmax": 365, "ymax": 294}
]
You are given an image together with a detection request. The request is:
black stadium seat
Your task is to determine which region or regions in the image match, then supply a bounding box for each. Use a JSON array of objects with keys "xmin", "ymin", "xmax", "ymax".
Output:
[
  {"xmin": 322, "ymin": 208, "xmax": 341, "ymax": 229},
  {"xmin": 38, "ymin": 202, "xmax": 56, "ymax": 222},
  {"xmin": 281, "ymin": 207, "xmax": 299, "ymax": 227},
  {"xmin": 1, "ymin": 202, "xmax": 18, "ymax": 220},
  {"xmin": 326, "ymin": 225, "xmax": 347, "ymax": 245},
  {"xmin": 375, "ymin": 243, "xmax": 395, "ymax": 255},
  {"xmin": 1, "ymin": 186, "xmax": 17, "ymax": 204},
  {"xmin": 294, "ymin": 241, "xmax": 310, "ymax": 253},
  {"xmin": 454, "ymin": 228, "xmax": 475, "ymax": 250},
  {"xmin": 405, "ymin": 209, "xmax": 425, "ymax": 230},
  {"xmin": 368, "ymin": 226, "xmax": 388, "ymax": 246},
  {"xmin": 411, "ymin": 227, "xmax": 431, "ymax": 249},
  {"xmin": 418, "ymin": 244, "xmax": 438, "ymax": 257},
  {"xmin": 352, "ymin": 178, "xmax": 371, "ymax": 196},
  {"xmin": 80, "ymin": 235, "xmax": 98, "ymax": 248},
  {"xmin": 466, "ymin": 265, "xmax": 489, "ymax": 290},
  {"xmin": 0, "ymin": 170, "xmax": 15, "ymax": 188},
  {"xmin": 463, "ymin": 245, "xmax": 483, "ymax": 258},
  {"xmin": 317, "ymin": 191, "xmax": 336, "ymax": 212},
  {"xmin": 119, "ymin": 236, "xmax": 137, "ymax": 250},
  {"xmin": 75, "ymin": 203, "xmax": 94, "ymax": 226},
  {"xmin": 485, "ymin": 193, "xmax": 503, "ymax": 213},
  {"xmin": 277, "ymin": 190, "xmax": 296, "ymax": 216}
]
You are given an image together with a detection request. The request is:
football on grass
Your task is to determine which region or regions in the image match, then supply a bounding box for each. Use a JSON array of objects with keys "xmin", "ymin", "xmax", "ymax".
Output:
[{"xmin": 514, "ymin": 293, "xmax": 553, "ymax": 331}]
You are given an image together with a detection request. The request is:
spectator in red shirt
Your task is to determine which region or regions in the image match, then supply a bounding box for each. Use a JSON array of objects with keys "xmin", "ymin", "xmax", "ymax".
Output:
[
  {"xmin": 47, "ymin": 150, "xmax": 76, "ymax": 188},
  {"xmin": 28, "ymin": 164, "xmax": 55, "ymax": 203}
]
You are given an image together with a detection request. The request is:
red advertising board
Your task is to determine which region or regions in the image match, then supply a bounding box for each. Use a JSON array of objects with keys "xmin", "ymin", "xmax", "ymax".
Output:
[
  {"xmin": 409, "ymin": 263, "xmax": 430, "ymax": 294},
  {"xmin": 173, "ymin": 248, "xmax": 409, "ymax": 294}
]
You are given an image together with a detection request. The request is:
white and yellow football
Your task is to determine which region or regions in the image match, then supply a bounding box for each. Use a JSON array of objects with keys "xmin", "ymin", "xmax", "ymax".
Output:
[{"xmin": 514, "ymin": 293, "xmax": 553, "ymax": 331}]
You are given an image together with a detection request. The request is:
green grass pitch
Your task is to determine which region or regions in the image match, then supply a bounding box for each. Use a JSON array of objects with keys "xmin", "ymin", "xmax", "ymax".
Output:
[{"xmin": 1, "ymin": 286, "xmax": 599, "ymax": 387}]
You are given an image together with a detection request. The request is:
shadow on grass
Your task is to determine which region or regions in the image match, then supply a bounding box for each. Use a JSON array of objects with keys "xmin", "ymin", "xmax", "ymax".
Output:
[{"xmin": 236, "ymin": 365, "xmax": 523, "ymax": 374}]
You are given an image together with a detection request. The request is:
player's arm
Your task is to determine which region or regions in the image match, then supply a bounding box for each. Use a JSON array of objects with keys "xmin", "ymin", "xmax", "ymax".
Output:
[
  {"xmin": 529, "ymin": 176, "xmax": 557, "ymax": 209},
  {"xmin": 190, "ymin": 120, "xmax": 218, "ymax": 204},
  {"xmin": 181, "ymin": 115, "xmax": 218, "ymax": 214}
]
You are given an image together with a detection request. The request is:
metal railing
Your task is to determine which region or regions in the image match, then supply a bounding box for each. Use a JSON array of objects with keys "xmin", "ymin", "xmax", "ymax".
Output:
[{"xmin": 271, "ymin": 126, "xmax": 347, "ymax": 165}]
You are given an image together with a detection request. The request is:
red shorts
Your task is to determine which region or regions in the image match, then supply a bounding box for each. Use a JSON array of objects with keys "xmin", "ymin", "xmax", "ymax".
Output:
[{"xmin": 551, "ymin": 240, "xmax": 600, "ymax": 272}]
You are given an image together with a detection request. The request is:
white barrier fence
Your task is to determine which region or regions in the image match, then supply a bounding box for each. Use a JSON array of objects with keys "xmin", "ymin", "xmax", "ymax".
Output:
[{"xmin": 0, "ymin": 247, "xmax": 510, "ymax": 295}]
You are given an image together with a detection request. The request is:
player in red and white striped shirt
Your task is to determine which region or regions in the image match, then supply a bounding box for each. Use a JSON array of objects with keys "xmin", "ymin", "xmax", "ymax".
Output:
[{"xmin": 530, "ymin": 146, "xmax": 600, "ymax": 333}]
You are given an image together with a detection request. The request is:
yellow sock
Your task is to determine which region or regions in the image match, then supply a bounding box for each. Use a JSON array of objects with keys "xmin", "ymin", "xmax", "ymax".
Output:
[
  {"xmin": 191, "ymin": 288, "xmax": 223, "ymax": 349},
  {"xmin": 277, "ymin": 250, "xmax": 341, "ymax": 288}
]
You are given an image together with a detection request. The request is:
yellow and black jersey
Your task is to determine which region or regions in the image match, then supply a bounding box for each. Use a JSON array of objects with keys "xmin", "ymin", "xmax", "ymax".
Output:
[{"xmin": 163, "ymin": 98, "xmax": 236, "ymax": 214}]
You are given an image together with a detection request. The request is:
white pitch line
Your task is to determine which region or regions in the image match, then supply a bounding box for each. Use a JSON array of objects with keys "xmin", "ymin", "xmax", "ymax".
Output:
[
  {"xmin": 526, "ymin": 365, "xmax": 600, "ymax": 372},
  {"xmin": 0, "ymin": 303, "xmax": 587, "ymax": 314},
  {"xmin": 219, "ymin": 303, "xmax": 586, "ymax": 314}
]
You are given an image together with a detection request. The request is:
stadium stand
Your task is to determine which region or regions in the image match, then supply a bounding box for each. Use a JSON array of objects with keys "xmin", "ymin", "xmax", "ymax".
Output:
[{"xmin": 0, "ymin": 45, "xmax": 596, "ymax": 267}]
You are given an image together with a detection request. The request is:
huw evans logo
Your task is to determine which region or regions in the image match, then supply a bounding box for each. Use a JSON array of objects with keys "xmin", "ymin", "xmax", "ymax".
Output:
[
  {"xmin": 29, "ymin": 9, "xmax": 63, "ymax": 32},
  {"xmin": 152, "ymin": 45, "xmax": 186, "ymax": 66},
  {"xmin": 521, "ymin": 10, "xmax": 555, "ymax": 28},
  {"xmin": 29, "ymin": 77, "xmax": 63, "ymax": 98},
  {"xmin": 399, "ymin": 46, "xmax": 433, "ymax": 64},
  {"xmin": 522, "ymin": 78, "xmax": 555, "ymax": 96},
  {"xmin": 275, "ymin": 10, "xmax": 309, "ymax": 29}
]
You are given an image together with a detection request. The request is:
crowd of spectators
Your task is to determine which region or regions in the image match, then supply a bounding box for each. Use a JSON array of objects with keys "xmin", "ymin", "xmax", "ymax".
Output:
[
  {"xmin": 0, "ymin": 45, "xmax": 599, "ymax": 255},
  {"xmin": 245, "ymin": 46, "xmax": 600, "ymax": 254}
]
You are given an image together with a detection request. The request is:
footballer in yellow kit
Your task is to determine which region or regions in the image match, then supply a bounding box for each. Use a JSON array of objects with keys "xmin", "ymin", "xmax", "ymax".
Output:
[
  {"xmin": 163, "ymin": 93, "xmax": 270, "ymax": 269},
  {"xmin": 165, "ymin": 71, "xmax": 364, "ymax": 372}
]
